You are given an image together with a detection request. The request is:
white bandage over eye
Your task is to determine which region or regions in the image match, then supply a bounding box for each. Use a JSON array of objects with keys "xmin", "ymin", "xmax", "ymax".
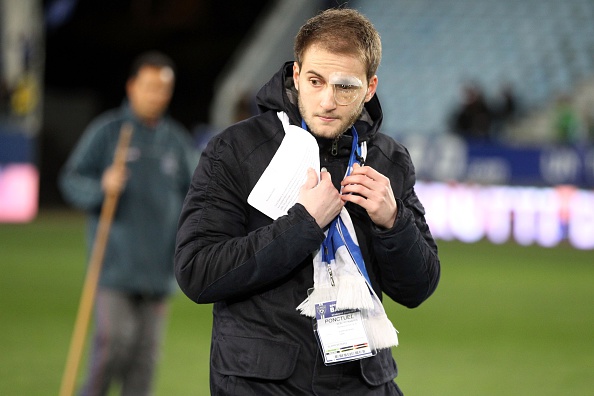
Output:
[{"xmin": 328, "ymin": 73, "xmax": 364, "ymax": 105}]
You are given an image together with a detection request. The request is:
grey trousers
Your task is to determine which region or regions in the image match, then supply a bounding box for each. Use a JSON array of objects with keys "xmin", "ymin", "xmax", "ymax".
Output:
[{"xmin": 79, "ymin": 288, "xmax": 168, "ymax": 396}]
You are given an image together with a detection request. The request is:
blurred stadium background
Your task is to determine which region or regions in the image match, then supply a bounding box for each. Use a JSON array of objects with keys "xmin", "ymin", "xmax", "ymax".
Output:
[
  {"xmin": 3, "ymin": 0, "xmax": 594, "ymax": 249},
  {"xmin": 1, "ymin": 0, "xmax": 593, "ymax": 395}
]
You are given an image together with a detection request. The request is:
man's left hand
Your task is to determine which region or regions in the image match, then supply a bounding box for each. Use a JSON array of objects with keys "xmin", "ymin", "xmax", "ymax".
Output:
[{"xmin": 340, "ymin": 163, "xmax": 397, "ymax": 229}]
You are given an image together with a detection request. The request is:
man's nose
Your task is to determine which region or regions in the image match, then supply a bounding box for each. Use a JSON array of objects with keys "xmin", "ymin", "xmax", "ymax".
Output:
[{"xmin": 320, "ymin": 85, "xmax": 337, "ymax": 109}]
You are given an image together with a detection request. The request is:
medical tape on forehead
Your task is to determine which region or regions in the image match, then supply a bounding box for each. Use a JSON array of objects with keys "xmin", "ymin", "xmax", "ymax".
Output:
[{"xmin": 159, "ymin": 66, "xmax": 174, "ymax": 82}]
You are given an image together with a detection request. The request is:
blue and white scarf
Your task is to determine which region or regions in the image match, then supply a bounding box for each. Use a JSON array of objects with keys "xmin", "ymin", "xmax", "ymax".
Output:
[{"xmin": 295, "ymin": 118, "xmax": 399, "ymax": 351}]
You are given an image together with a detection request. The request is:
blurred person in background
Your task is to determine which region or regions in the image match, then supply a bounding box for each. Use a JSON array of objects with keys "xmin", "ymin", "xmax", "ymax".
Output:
[
  {"xmin": 59, "ymin": 51, "xmax": 197, "ymax": 396},
  {"xmin": 491, "ymin": 82, "xmax": 520, "ymax": 139},
  {"xmin": 175, "ymin": 8, "xmax": 440, "ymax": 395},
  {"xmin": 553, "ymin": 93, "xmax": 583, "ymax": 146},
  {"xmin": 450, "ymin": 81, "xmax": 495, "ymax": 142}
]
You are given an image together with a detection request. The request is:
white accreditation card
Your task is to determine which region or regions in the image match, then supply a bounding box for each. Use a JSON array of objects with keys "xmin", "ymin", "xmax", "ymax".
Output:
[{"xmin": 315, "ymin": 301, "xmax": 373, "ymax": 364}]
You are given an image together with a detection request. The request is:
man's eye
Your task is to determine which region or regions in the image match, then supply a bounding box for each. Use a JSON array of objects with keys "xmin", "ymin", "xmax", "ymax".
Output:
[
  {"xmin": 310, "ymin": 79, "xmax": 322, "ymax": 86},
  {"xmin": 336, "ymin": 84, "xmax": 358, "ymax": 92}
]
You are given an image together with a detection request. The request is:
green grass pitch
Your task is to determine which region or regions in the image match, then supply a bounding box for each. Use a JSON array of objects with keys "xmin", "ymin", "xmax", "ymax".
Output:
[{"xmin": 1, "ymin": 209, "xmax": 593, "ymax": 395}]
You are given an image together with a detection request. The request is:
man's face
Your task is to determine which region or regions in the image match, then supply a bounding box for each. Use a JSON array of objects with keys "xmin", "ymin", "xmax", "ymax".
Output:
[
  {"xmin": 127, "ymin": 66, "xmax": 174, "ymax": 125},
  {"xmin": 293, "ymin": 44, "xmax": 378, "ymax": 139}
]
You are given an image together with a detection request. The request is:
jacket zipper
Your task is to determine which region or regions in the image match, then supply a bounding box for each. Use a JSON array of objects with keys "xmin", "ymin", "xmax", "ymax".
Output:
[{"xmin": 331, "ymin": 137, "xmax": 339, "ymax": 156}]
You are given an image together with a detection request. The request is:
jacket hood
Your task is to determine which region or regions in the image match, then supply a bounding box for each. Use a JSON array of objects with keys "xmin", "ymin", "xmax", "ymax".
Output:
[{"xmin": 255, "ymin": 61, "xmax": 384, "ymax": 143}]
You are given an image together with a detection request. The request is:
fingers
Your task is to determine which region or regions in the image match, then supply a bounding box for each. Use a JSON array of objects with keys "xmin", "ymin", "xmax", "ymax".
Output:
[
  {"xmin": 102, "ymin": 165, "xmax": 128, "ymax": 195},
  {"xmin": 340, "ymin": 164, "xmax": 397, "ymax": 229},
  {"xmin": 303, "ymin": 167, "xmax": 319, "ymax": 190},
  {"xmin": 319, "ymin": 167, "xmax": 331, "ymax": 183},
  {"xmin": 343, "ymin": 163, "xmax": 378, "ymax": 184},
  {"xmin": 342, "ymin": 168, "xmax": 377, "ymax": 196},
  {"xmin": 298, "ymin": 167, "xmax": 343, "ymax": 228}
]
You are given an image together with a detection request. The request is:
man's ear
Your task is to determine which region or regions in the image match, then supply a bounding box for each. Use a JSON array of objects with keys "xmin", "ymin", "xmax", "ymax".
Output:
[
  {"xmin": 293, "ymin": 61, "xmax": 300, "ymax": 91},
  {"xmin": 365, "ymin": 75, "xmax": 378, "ymax": 102}
]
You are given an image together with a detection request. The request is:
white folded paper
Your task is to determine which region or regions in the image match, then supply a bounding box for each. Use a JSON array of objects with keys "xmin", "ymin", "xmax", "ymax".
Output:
[{"xmin": 247, "ymin": 112, "xmax": 319, "ymax": 220}]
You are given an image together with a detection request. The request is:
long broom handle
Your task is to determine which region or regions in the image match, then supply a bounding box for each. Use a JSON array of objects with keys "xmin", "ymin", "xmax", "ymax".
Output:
[{"xmin": 59, "ymin": 123, "xmax": 134, "ymax": 396}]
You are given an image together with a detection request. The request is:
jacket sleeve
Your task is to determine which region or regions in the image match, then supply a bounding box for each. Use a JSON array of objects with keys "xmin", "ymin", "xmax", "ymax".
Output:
[
  {"xmin": 174, "ymin": 136, "xmax": 325, "ymax": 304},
  {"xmin": 371, "ymin": 150, "xmax": 441, "ymax": 309}
]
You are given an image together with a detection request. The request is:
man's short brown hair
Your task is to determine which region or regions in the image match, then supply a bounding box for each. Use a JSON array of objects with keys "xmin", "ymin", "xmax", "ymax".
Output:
[{"xmin": 294, "ymin": 8, "xmax": 382, "ymax": 82}]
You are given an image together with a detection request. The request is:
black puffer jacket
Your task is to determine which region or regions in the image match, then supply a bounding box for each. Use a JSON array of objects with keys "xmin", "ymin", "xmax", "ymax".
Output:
[{"xmin": 175, "ymin": 62, "xmax": 440, "ymax": 395}]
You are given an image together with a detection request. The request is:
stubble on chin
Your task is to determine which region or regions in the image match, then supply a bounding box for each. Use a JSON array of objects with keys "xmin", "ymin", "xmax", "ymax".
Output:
[{"xmin": 298, "ymin": 99, "xmax": 365, "ymax": 140}]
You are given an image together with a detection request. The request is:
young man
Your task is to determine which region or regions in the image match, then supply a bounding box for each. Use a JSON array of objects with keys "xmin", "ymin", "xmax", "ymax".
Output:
[
  {"xmin": 175, "ymin": 8, "xmax": 440, "ymax": 395},
  {"xmin": 60, "ymin": 51, "xmax": 197, "ymax": 395}
]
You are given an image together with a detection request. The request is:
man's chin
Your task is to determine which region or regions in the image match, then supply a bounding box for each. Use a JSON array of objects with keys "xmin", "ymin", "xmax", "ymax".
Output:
[
  {"xmin": 309, "ymin": 123, "xmax": 344, "ymax": 139},
  {"xmin": 310, "ymin": 129, "xmax": 342, "ymax": 140}
]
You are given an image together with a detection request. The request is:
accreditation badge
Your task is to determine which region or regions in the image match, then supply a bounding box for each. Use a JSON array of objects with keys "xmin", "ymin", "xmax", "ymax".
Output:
[{"xmin": 314, "ymin": 300, "xmax": 374, "ymax": 365}]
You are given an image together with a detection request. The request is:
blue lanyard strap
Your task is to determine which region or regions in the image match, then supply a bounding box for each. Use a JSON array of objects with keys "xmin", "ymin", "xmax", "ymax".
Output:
[{"xmin": 347, "ymin": 125, "xmax": 362, "ymax": 177}]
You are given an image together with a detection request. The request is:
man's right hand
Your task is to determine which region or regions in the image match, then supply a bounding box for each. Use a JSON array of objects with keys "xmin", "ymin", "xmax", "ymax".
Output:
[
  {"xmin": 101, "ymin": 165, "xmax": 128, "ymax": 196},
  {"xmin": 297, "ymin": 168, "xmax": 343, "ymax": 228}
]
